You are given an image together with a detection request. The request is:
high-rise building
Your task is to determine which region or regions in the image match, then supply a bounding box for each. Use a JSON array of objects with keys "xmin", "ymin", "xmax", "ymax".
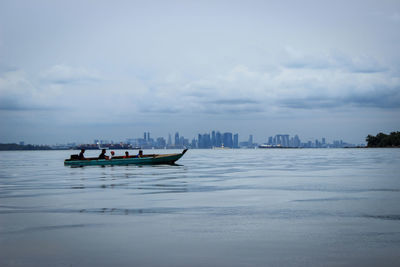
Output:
[
  {"xmin": 216, "ymin": 131, "xmax": 222, "ymax": 147},
  {"xmin": 248, "ymin": 135, "xmax": 253, "ymax": 146},
  {"xmin": 191, "ymin": 138, "xmax": 197, "ymax": 148},
  {"xmin": 223, "ymin": 132, "xmax": 233, "ymax": 148},
  {"xmin": 198, "ymin": 133, "xmax": 211, "ymax": 148},
  {"xmin": 233, "ymin": 134, "xmax": 239, "ymax": 148},
  {"xmin": 179, "ymin": 136, "xmax": 185, "ymax": 147},
  {"xmin": 175, "ymin": 132, "xmax": 180, "ymax": 146},
  {"xmin": 204, "ymin": 134, "xmax": 211, "ymax": 148},
  {"xmin": 168, "ymin": 134, "xmax": 172, "ymax": 146},
  {"xmin": 156, "ymin": 137, "xmax": 166, "ymax": 148},
  {"xmin": 293, "ymin": 135, "xmax": 301, "ymax": 147},
  {"xmin": 212, "ymin": 131, "xmax": 216, "ymax": 147},
  {"xmin": 282, "ymin": 134, "xmax": 290, "ymax": 147},
  {"xmin": 268, "ymin": 136, "xmax": 273, "ymax": 145},
  {"xmin": 144, "ymin": 132, "xmax": 147, "ymax": 141},
  {"xmin": 198, "ymin": 134, "xmax": 202, "ymax": 148},
  {"xmin": 274, "ymin": 134, "xmax": 290, "ymax": 147},
  {"xmin": 275, "ymin": 135, "xmax": 281, "ymax": 145}
]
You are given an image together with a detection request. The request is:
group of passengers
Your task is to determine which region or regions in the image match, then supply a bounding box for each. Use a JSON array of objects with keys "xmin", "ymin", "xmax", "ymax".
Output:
[{"xmin": 78, "ymin": 149, "xmax": 143, "ymax": 160}]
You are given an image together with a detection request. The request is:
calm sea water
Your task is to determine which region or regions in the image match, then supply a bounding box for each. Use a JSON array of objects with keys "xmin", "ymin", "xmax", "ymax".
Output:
[{"xmin": 1, "ymin": 149, "xmax": 400, "ymax": 266}]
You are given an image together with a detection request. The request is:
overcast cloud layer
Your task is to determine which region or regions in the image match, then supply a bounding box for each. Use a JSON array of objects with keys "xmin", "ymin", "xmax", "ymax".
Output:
[{"xmin": 0, "ymin": 0, "xmax": 399, "ymax": 144}]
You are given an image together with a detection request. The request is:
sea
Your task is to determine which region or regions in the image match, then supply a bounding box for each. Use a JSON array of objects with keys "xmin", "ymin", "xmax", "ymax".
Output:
[{"xmin": 1, "ymin": 148, "xmax": 400, "ymax": 266}]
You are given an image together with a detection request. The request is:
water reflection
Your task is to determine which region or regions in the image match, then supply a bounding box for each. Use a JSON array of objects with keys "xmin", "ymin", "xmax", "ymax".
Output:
[{"xmin": 1, "ymin": 149, "xmax": 400, "ymax": 266}]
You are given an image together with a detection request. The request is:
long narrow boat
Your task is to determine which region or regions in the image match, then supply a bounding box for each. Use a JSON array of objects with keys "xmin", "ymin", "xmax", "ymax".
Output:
[{"xmin": 64, "ymin": 149, "xmax": 188, "ymax": 166}]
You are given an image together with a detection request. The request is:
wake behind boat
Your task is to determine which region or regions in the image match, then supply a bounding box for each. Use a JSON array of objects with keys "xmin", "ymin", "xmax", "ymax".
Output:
[{"xmin": 64, "ymin": 149, "xmax": 188, "ymax": 166}]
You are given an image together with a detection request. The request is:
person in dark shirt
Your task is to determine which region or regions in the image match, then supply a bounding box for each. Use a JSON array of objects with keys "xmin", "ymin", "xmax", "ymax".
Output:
[
  {"xmin": 78, "ymin": 149, "xmax": 85, "ymax": 160},
  {"xmin": 124, "ymin": 151, "xmax": 130, "ymax": 158},
  {"xmin": 98, "ymin": 149, "xmax": 108, "ymax": 159}
]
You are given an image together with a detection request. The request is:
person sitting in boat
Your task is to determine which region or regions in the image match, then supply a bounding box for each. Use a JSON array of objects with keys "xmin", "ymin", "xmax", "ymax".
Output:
[
  {"xmin": 98, "ymin": 149, "xmax": 109, "ymax": 160},
  {"xmin": 137, "ymin": 150, "xmax": 143, "ymax": 158},
  {"xmin": 124, "ymin": 151, "xmax": 130, "ymax": 158},
  {"xmin": 110, "ymin": 151, "xmax": 115, "ymax": 159},
  {"xmin": 78, "ymin": 149, "xmax": 85, "ymax": 160}
]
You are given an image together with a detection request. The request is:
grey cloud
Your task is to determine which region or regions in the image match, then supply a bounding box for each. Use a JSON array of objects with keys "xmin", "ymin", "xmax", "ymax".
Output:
[
  {"xmin": 0, "ymin": 104, "xmax": 61, "ymax": 111},
  {"xmin": 344, "ymin": 87, "xmax": 400, "ymax": 108},
  {"xmin": 49, "ymin": 77, "xmax": 99, "ymax": 85},
  {"xmin": 283, "ymin": 50, "xmax": 387, "ymax": 74},
  {"xmin": 279, "ymin": 87, "xmax": 400, "ymax": 110},
  {"xmin": 0, "ymin": 93, "xmax": 63, "ymax": 111},
  {"xmin": 279, "ymin": 98, "xmax": 341, "ymax": 109},
  {"xmin": 203, "ymin": 105, "xmax": 264, "ymax": 114},
  {"xmin": 40, "ymin": 65, "xmax": 100, "ymax": 84},
  {"xmin": 208, "ymin": 99, "xmax": 260, "ymax": 105},
  {"xmin": 202, "ymin": 98, "xmax": 264, "ymax": 114},
  {"xmin": 0, "ymin": 65, "xmax": 19, "ymax": 74},
  {"xmin": 140, "ymin": 106, "xmax": 182, "ymax": 114},
  {"xmin": 283, "ymin": 57, "xmax": 333, "ymax": 70}
]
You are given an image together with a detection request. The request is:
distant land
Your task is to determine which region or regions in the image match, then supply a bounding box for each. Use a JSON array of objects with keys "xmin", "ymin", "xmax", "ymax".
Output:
[
  {"xmin": 0, "ymin": 143, "xmax": 52, "ymax": 151},
  {"xmin": 1, "ymin": 131, "xmax": 397, "ymax": 151},
  {"xmin": 366, "ymin": 132, "xmax": 400, "ymax": 148},
  {"xmin": 0, "ymin": 131, "xmax": 358, "ymax": 150}
]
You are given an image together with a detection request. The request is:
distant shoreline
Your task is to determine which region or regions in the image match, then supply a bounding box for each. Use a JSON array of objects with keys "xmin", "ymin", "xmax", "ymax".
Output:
[{"xmin": 2, "ymin": 145, "xmax": 399, "ymax": 151}]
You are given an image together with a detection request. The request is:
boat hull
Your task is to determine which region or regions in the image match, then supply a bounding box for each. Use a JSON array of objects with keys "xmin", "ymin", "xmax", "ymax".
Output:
[{"xmin": 64, "ymin": 149, "xmax": 187, "ymax": 166}]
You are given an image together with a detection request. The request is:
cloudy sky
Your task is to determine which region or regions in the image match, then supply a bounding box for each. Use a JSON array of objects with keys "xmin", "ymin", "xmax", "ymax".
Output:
[{"xmin": 0, "ymin": 0, "xmax": 399, "ymax": 145}]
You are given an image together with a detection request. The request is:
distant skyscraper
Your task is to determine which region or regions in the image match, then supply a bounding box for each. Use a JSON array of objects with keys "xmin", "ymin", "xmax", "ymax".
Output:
[
  {"xmin": 275, "ymin": 135, "xmax": 281, "ymax": 145},
  {"xmin": 147, "ymin": 132, "xmax": 150, "ymax": 141},
  {"xmin": 274, "ymin": 134, "xmax": 290, "ymax": 147},
  {"xmin": 294, "ymin": 135, "xmax": 301, "ymax": 147},
  {"xmin": 179, "ymin": 136, "xmax": 185, "ymax": 147},
  {"xmin": 168, "ymin": 134, "xmax": 172, "ymax": 146},
  {"xmin": 322, "ymin": 138, "xmax": 326, "ymax": 145},
  {"xmin": 282, "ymin": 134, "xmax": 289, "ymax": 147},
  {"xmin": 204, "ymin": 134, "xmax": 211, "ymax": 148},
  {"xmin": 212, "ymin": 131, "xmax": 216, "ymax": 147},
  {"xmin": 156, "ymin": 137, "xmax": 166, "ymax": 148},
  {"xmin": 268, "ymin": 136, "xmax": 273, "ymax": 145},
  {"xmin": 216, "ymin": 131, "xmax": 222, "ymax": 147},
  {"xmin": 198, "ymin": 133, "xmax": 212, "ymax": 148},
  {"xmin": 223, "ymin": 132, "xmax": 233, "ymax": 148},
  {"xmin": 144, "ymin": 132, "xmax": 147, "ymax": 141},
  {"xmin": 175, "ymin": 132, "xmax": 180, "ymax": 146},
  {"xmin": 191, "ymin": 138, "xmax": 197, "ymax": 148},
  {"xmin": 198, "ymin": 134, "xmax": 203, "ymax": 148},
  {"xmin": 248, "ymin": 135, "xmax": 253, "ymax": 146},
  {"xmin": 233, "ymin": 134, "xmax": 239, "ymax": 148}
]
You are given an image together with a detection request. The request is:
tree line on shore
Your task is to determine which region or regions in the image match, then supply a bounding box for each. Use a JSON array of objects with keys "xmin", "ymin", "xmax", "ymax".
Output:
[{"xmin": 366, "ymin": 132, "xmax": 400, "ymax": 147}]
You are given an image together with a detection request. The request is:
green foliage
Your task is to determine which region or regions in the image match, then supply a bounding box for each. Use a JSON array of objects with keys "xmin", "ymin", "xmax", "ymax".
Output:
[{"xmin": 366, "ymin": 132, "xmax": 400, "ymax": 147}]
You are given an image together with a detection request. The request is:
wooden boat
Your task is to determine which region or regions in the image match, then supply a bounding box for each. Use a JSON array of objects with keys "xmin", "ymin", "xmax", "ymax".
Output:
[{"xmin": 64, "ymin": 149, "xmax": 188, "ymax": 166}]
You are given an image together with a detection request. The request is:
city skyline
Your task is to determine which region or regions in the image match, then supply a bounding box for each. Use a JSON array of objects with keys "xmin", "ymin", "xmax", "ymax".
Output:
[
  {"xmin": 38, "ymin": 130, "xmax": 357, "ymax": 149},
  {"xmin": 1, "ymin": 1, "xmax": 399, "ymax": 146},
  {"xmin": 9, "ymin": 128, "xmax": 369, "ymax": 147},
  {"xmin": 0, "ymin": 127, "xmax": 386, "ymax": 146}
]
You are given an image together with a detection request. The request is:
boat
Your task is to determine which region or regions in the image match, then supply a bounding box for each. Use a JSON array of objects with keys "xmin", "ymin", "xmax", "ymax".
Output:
[{"xmin": 64, "ymin": 149, "xmax": 188, "ymax": 166}]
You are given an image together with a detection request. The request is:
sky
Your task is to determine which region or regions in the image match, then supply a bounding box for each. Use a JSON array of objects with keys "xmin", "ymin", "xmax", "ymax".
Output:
[{"xmin": 0, "ymin": 0, "xmax": 399, "ymax": 145}]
